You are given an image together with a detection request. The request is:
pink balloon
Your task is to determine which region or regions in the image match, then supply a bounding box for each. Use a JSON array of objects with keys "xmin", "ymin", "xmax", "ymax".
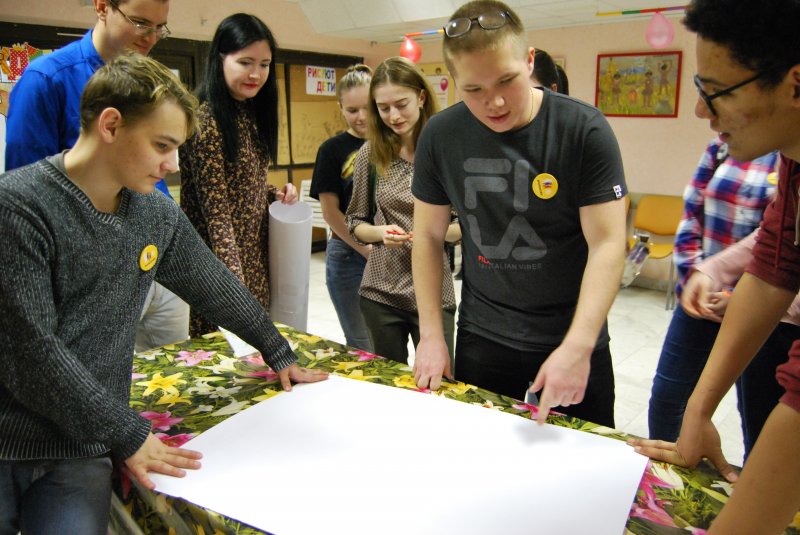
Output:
[
  {"xmin": 440, "ymin": 78, "xmax": 448, "ymax": 91},
  {"xmin": 400, "ymin": 37, "xmax": 422, "ymax": 63},
  {"xmin": 646, "ymin": 12, "xmax": 674, "ymax": 49}
]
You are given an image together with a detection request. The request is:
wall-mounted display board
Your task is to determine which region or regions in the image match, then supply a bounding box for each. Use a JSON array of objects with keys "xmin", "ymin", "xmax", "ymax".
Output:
[
  {"xmin": 417, "ymin": 62, "xmax": 457, "ymax": 110},
  {"xmin": 275, "ymin": 51, "xmax": 361, "ymax": 169},
  {"xmin": 283, "ymin": 64, "xmax": 348, "ymax": 165}
]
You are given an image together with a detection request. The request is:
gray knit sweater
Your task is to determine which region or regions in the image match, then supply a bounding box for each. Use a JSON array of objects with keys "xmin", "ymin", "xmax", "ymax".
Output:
[{"xmin": 0, "ymin": 154, "xmax": 297, "ymax": 461}]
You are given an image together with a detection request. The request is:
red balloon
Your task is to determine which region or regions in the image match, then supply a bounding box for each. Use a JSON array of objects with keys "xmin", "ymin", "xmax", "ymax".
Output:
[
  {"xmin": 440, "ymin": 78, "xmax": 448, "ymax": 91},
  {"xmin": 400, "ymin": 37, "xmax": 422, "ymax": 63}
]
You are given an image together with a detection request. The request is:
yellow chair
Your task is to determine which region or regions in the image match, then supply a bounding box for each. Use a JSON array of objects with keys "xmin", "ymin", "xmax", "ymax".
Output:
[{"xmin": 629, "ymin": 194, "xmax": 684, "ymax": 309}]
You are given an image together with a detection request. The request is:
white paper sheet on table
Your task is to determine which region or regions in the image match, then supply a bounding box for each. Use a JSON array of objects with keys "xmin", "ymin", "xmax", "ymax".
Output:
[
  {"xmin": 218, "ymin": 327, "xmax": 259, "ymax": 358},
  {"xmin": 151, "ymin": 375, "xmax": 648, "ymax": 535}
]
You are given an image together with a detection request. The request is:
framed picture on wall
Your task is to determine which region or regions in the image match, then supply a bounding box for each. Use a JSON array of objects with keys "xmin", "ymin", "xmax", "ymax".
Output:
[{"xmin": 596, "ymin": 50, "xmax": 681, "ymax": 118}]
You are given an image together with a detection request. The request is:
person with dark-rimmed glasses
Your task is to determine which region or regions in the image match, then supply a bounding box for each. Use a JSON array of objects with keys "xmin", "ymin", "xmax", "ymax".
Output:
[
  {"xmin": 629, "ymin": 0, "xmax": 800, "ymax": 533},
  {"xmin": 693, "ymin": 71, "xmax": 767, "ymax": 116},
  {"xmin": 443, "ymin": 9, "xmax": 511, "ymax": 38},
  {"xmin": 411, "ymin": 0, "xmax": 627, "ymax": 429},
  {"xmin": 5, "ymin": 0, "xmax": 191, "ymax": 358},
  {"xmin": 108, "ymin": 0, "xmax": 171, "ymax": 40}
]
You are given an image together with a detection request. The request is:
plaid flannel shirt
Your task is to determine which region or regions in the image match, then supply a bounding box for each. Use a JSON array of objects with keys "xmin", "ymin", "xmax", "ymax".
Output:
[{"xmin": 673, "ymin": 137, "xmax": 778, "ymax": 295}]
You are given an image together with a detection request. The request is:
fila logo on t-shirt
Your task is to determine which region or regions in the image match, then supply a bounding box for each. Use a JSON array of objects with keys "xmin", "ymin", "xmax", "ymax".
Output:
[{"xmin": 462, "ymin": 158, "xmax": 547, "ymax": 262}]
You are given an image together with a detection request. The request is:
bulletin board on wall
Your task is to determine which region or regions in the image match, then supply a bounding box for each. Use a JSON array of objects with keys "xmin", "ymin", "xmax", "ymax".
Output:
[
  {"xmin": 276, "ymin": 64, "xmax": 290, "ymax": 167},
  {"xmin": 0, "ymin": 40, "xmax": 53, "ymax": 173},
  {"xmin": 275, "ymin": 51, "xmax": 363, "ymax": 168},
  {"xmin": 417, "ymin": 62, "xmax": 457, "ymax": 110},
  {"xmin": 286, "ymin": 64, "xmax": 348, "ymax": 165}
]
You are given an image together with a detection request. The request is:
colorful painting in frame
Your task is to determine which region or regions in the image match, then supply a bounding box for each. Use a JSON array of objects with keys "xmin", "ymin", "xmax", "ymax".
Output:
[{"xmin": 596, "ymin": 51, "xmax": 681, "ymax": 118}]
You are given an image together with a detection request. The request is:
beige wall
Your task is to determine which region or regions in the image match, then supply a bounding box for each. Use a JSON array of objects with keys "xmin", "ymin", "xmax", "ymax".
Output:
[{"xmin": 1, "ymin": 3, "xmax": 712, "ymax": 195}]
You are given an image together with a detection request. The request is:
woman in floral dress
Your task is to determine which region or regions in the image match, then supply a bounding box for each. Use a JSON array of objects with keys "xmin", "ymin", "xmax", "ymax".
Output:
[{"xmin": 180, "ymin": 13, "xmax": 296, "ymax": 337}]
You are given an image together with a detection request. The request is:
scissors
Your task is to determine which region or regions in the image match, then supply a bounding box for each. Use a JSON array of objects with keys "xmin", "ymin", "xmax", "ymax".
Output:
[{"xmin": 524, "ymin": 382, "xmax": 539, "ymax": 407}]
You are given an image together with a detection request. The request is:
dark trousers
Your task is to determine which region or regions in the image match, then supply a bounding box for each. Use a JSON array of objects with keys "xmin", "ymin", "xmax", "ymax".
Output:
[
  {"xmin": 648, "ymin": 306, "xmax": 720, "ymax": 443},
  {"xmin": 360, "ymin": 297, "xmax": 455, "ymax": 367},
  {"xmin": 0, "ymin": 455, "xmax": 112, "ymax": 535},
  {"xmin": 455, "ymin": 329, "xmax": 616, "ymax": 428}
]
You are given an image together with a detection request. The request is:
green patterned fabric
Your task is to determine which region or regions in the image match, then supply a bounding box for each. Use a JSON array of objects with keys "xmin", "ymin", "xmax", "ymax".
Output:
[{"xmin": 118, "ymin": 325, "xmax": 800, "ymax": 535}]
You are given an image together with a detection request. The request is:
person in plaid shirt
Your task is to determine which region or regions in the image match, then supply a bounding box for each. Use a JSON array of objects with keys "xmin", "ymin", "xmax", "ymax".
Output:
[
  {"xmin": 673, "ymin": 138, "xmax": 778, "ymax": 290},
  {"xmin": 648, "ymin": 136, "xmax": 778, "ymax": 455}
]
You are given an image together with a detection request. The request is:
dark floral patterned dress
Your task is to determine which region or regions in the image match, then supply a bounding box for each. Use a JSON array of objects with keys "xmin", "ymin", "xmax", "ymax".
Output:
[{"xmin": 179, "ymin": 100, "xmax": 277, "ymax": 337}]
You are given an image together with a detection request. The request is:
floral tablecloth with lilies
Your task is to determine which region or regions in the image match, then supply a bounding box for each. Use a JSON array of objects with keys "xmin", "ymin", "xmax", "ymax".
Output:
[{"xmin": 115, "ymin": 324, "xmax": 800, "ymax": 535}]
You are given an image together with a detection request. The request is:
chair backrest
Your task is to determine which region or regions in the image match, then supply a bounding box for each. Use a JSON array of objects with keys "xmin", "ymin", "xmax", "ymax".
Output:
[
  {"xmin": 633, "ymin": 194, "xmax": 684, "ymax": 237},
  {"xmin": 299, "ymin": 179, "xmax": 330, "ymax": 237}
]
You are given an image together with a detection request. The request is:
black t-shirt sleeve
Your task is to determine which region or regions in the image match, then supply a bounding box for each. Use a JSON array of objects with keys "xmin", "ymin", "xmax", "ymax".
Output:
[
  {"xmin": 412, "ymin": 119, "xmax": 452, "ymax": 206},
  {"xmin": 310, "ymin": 137, "xmax": 342, "ymax": 201},
  {"xmin": 577, "ymin": 111, "xmax": 627, "ymax": 206}
]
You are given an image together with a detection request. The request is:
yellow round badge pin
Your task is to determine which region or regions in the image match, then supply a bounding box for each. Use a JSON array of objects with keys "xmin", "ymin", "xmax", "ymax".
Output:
[
  {"xmin": 767, "ymin": 171, "xmax": 778, "ymax": 185},
  {"xmin": 532, "ymin": 173, "xmax": 558, "ymax": 200},
  {"xmin": 139, "ymin": 245, "xmax": 158, "ymax": 272}
]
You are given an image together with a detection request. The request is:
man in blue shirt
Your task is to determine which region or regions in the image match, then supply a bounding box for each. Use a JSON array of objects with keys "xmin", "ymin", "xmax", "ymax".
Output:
[
  {"xmin": 6, "ymin": 0, "xmax": 169, "ymax": 185},
  {"xmin": 6, "ymin": 0, "xmax": 190, "ymax": 352}
]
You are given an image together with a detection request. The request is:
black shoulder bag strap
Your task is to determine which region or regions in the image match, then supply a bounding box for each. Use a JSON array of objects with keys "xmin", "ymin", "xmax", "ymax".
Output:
[{"xmin": 368, "ymin": 163, "xmax": 378, "ymax": 222}]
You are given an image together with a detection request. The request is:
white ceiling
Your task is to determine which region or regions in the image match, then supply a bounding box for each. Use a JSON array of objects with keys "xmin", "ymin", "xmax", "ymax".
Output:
[{"xmin": 285, "ymin": 0, "xmax": 684, "ymax": 43}]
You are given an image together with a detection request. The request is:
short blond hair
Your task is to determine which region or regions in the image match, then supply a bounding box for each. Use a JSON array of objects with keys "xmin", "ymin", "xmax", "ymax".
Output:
[
  {"xmin": 442, "ymin": 0, "xmax": 528, "ymax": 77},
  {"xmin": 80, "ymin": 52, "xmax": 197, "ymax": 137}
]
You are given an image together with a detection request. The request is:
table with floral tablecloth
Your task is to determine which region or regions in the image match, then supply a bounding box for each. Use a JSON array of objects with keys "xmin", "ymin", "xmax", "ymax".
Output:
[{"xmin": 116, "ymin": 325, "xmax": 800, "ymax": 535}]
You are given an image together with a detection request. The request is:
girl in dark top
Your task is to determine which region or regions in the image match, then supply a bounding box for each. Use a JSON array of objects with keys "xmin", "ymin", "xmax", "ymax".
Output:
[
  {"xmin": 180, "ymin": 13, "xmax": 297, "ymax": 337},
  {"xmin": 311, "ymin": 65, "xmax": 374, "ymax": 351}
]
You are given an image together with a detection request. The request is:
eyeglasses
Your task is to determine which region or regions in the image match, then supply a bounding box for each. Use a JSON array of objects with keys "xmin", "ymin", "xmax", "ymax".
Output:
[
  {"xmin": 692, "ymin": 72, "xmax": 764, "ymax": 115},
  {"xmin": 110, "ymin": 1, "xmax": 171, "ymax": 40},
  {"xmin": 444, "ymin": 10, "xmax": 511, "ymax": 38}
]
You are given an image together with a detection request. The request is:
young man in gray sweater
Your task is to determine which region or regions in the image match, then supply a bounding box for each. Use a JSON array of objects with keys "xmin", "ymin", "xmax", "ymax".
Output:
[{"xmin": 0, "ymin": 53, "xmax": 327, "ymax": 534}]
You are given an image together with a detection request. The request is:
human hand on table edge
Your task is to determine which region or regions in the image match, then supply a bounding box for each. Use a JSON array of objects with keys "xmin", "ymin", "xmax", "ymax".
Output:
[
  {"xmin": 413, "ymin": 336, "xmax": 453, "ymax": 391},
  {"xmin": 124, "ymin": 432, "xmax": 203, "ymax": 491},
  {"xmin": 278, "ymin": 363, "xmax": 329, "ymax": 392},
  {"xmin": 531, "ymin": 343, "xmax": 591, "ymax": 425},
  {"xmin": 626, "ymin": 410, "xmax": 739, "ymax": 483}
]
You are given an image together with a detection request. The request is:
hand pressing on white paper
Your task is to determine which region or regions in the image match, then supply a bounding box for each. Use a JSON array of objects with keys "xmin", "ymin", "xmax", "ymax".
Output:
[
  {"xmin": 275, "ymin": 183, "xmax": 298, "ymax": 204},
  {"xmin": 278, "ymin": 363, "xmax": 329, "ymax": 392},
  {"xmin": 125, "ymin": 432, "xmax": 203, "ymax": 490}
]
